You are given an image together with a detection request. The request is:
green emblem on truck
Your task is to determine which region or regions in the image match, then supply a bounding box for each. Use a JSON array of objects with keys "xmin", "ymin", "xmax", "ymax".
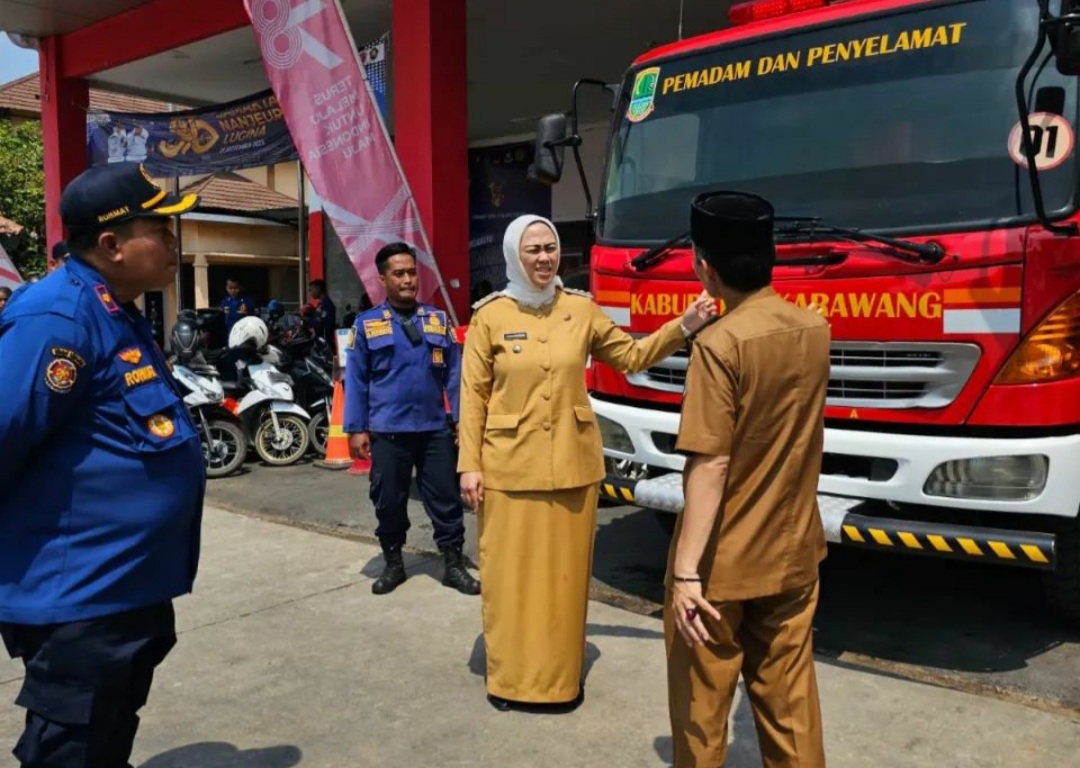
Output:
[{"xmin": 627, "ymin": 66, "xmax": 661, "ymax": 123}]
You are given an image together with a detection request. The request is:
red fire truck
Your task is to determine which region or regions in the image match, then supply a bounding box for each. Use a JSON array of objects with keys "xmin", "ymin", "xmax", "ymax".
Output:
[{"xmin": 531, "ymin": 0, "xmax": 1080, "ymax": 621}]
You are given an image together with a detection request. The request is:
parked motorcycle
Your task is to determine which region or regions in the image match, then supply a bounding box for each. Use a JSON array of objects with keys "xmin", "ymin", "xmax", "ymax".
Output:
[
  {"xmin": 227, "ymin": 316, "xmax": 311, "ymax": 466},
  {"xmin": 169, "ymin": 314, "xmax": 247, "ymax": 478},
  {"xmin": 269, "ymin": 316, "xmax": 336, "ymax": 457}
]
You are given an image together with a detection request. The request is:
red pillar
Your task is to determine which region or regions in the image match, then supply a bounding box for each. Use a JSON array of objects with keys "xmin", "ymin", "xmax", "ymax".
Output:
[
  {"xmin": 308, "ymin": 211, "xmax": 326, "ymax": 281},
  {"xmin": 392, "ymin": 0, "xmax": 469, "ymax": 323},
  {"xmin": 39, "ymin": 36, "xmax": 89, "ymax": 265}
]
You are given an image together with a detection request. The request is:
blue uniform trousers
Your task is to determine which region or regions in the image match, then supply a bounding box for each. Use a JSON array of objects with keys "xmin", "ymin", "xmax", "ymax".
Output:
[
  {"xmin": 1, "ymin": 602, "xmax": 176, "ymax": 768},
  {"xmin": 369, "ymin": 429, "xmax": 465, "ymax": 550}
]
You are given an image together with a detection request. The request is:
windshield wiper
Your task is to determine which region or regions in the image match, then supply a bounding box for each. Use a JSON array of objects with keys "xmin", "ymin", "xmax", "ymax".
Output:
[
  {"xmin": 774, "ymin": 217, "xmax": 947, "ymax": 265},
  {"xmin": 630, "ymin": 216, "xmax": 946, "ymax": 272},
  {"xmin": 630, "ymin": 232, "xmax": 691, "ymax": 270}
]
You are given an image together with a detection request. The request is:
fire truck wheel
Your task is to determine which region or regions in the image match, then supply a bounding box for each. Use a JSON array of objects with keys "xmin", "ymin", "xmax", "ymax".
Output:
[{"xmin": 1043, "ymin": 516, "xmax": 1080, "ymax": 626}]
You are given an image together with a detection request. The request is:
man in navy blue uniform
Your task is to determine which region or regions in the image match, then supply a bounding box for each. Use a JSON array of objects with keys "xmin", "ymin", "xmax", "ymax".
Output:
[
  {"xmin": 0, "ymin": 162, "xmax": 205, "ymax": 768},
  {"xmin": 344, "ymin": 242, "xmax": 480, "ymax": 597},
  {"xmin": 219, "ymin": 276, "xmax": 256, "ymax": 332},
  {"xmin": 302, "ymin": 278, "xmax": 337, "ymax": 343}
]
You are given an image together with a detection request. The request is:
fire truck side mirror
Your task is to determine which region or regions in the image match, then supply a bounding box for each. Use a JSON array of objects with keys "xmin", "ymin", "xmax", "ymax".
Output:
[
  {"xmin": 529, "ymin": 113, "xmax": 569, "ymax": 185},
  {"xmin": 1053, "ymin": 0, "xmax": 1080, "ymax": 76}
]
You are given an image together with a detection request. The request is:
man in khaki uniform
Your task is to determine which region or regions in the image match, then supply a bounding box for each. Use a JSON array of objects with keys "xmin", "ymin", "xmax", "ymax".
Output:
[{"xmin": 665, "ymin": 192, "xmax": 830, "ymax": 767}]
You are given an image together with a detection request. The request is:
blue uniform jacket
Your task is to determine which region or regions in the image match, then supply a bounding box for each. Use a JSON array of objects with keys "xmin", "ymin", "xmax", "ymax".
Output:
[
  {"xmin": 343, "ymin": 302, "xmax": 460, "ymax": 434},
  {"xmin": 0, "ymin": 257, "xmax": 205, "ymax": 625},
  {"xmin": 220, "ymin": 294, "xmax": 256, "ymax": 330},
  {"xmin": 308, "ymin": 295, "xmax": 337, "ymax": 341}
]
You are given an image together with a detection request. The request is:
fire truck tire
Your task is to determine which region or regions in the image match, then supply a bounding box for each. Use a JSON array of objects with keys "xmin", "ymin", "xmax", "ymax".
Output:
[{"xmin": 1043, "ymin": 517, "xmax": 1080, "ymax": 626}]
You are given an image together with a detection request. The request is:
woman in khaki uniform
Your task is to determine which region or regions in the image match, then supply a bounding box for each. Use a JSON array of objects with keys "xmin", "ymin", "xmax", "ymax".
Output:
[{"xmin": 458, "ymin": 214, "xmax": 715, "ymax": 711}]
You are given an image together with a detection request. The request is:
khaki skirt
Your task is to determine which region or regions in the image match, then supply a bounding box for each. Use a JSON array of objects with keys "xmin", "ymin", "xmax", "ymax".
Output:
[{"xmin": 478, "ymin": 484, "xmax": 599, "ymax": 703}]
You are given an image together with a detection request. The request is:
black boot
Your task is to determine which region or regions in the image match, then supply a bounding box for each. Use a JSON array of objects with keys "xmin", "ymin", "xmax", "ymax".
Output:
[
  {"xmin": 372, "ymin": 543, "xmax": 407, "ymax": 595},
  {"xmin": 440, "ymin": 545, "xmax": 480, "ymax": 595}
]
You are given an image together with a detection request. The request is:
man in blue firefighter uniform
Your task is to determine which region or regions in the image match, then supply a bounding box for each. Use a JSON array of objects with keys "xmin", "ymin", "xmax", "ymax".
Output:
[
  {"xmin": 344, "ymin": 242, "xmax": 480, "ymax": 597},
  {"xmin": 0, "ymin": 162, "xmax": 205, "ymax": 768}
]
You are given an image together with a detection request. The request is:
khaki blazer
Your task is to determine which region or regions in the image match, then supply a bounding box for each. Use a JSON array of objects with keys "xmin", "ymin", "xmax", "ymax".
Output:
[{"xmin": 458, "ymin": 288, "xmax": 686, "ymax": 492}]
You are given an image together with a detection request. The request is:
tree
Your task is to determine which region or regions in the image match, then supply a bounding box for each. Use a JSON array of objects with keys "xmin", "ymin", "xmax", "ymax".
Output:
[{"xmin": 0, "ymin": 119, "xmax": 46, "ymax": 277}]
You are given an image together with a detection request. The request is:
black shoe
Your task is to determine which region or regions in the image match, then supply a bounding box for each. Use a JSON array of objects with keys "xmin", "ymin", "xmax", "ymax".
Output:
[
  {"xmin": 440, "ymin": 545, "xmax": 480, "ymax": 596},
  {"xmin": 487, "ymin": 694, "xmax": 512, "ymax": 712},
  {"xmin": 372, "ymin": 543, "xmax": 407, "ymax": 595}
]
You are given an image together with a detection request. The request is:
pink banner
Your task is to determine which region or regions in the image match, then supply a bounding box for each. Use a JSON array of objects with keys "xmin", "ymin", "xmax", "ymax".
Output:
[
  {"xmin": 0, "ymin": 243, "xmax": 22, "ymax": 290},
  {"xmin": 244, "ymin": 0, "xmax": 454, "ymax": 321}
]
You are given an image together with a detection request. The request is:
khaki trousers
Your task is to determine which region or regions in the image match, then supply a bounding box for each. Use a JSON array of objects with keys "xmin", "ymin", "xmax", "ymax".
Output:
[{"xmin": 665, "ymin": 581, "xmax": 825, "ymax": 768}]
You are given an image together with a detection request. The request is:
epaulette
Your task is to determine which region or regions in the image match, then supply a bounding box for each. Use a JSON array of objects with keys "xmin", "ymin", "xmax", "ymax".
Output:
[
  {"xmin": 471, "ymin": 291, "xmax": 507, "ymax": 311},
  {"xmin": 561, "ymin": 287, "xmax": 593, "ymax": 299}
]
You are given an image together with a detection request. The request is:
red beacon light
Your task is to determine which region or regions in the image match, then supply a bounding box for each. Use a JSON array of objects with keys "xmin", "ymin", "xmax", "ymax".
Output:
[{"xmin": 728, "ymin": 0, "xmax": 830, "ymax": 26}]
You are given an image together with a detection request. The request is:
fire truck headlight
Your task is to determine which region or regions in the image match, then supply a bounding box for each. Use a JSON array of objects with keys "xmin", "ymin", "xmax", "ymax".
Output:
[
  {"xmin": 597, "ymin": 414, "xmax": 635, "ymax": 454},
  {"xmin": 923, "ymin": 455, "xmax": 1049, "ymax": 502}
]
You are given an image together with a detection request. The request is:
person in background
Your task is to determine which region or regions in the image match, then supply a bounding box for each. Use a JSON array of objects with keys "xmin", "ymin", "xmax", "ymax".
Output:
[
  {"xmin": 344, "ymin": 242, "xmax": 480, "ymax": 598},
  {"xmin": 302, "ymin": 279, "xmax": 337, "ymax": 343},
  {"xmin": 457, "ymin": 214, "xmax": 715, "ymax": 712},
  {"xmin": 51, "ymin": 241, "xmax": 70, "ymax": 269},
  {"xmin": 665, "ymin": 192, "xmax": 830, "ymax": 768},
  {"xmin": 0, "ymin": 286, "xmax": 11, "ymax": 313},
  {"xmin": 341, "ymin": 304, "xmax": 358, "ymax": 330},
  {"xmin": 0, "ymin": 162, "xmax": 205, "ymax": 768},
  {"xmin": 220, "ymin": 277, "xmax": 255, "ymax": 332}
]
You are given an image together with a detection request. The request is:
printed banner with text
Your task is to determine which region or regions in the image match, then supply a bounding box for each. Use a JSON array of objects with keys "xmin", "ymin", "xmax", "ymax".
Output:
[
  {"xmin": 244, "ymin": 0, "xmax": 449, "ymax": 316},
  {"xmin": 86, "ymin": 90, "xmax": 299, "ymax": 177}
]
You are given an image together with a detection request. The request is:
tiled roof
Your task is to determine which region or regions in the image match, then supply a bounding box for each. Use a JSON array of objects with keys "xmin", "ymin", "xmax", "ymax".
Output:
[
  {"xmin": 182, "ymin": 172, "xmax": 298, "ymax": 214},
  {"xmin": 0, "ymin": 74, "xmax": 185, "ymax": 116}
]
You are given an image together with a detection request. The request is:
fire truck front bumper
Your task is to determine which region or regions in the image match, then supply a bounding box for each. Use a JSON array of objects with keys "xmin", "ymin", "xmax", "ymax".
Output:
[{"xmin": 591, "ymin": 396, "xmax": 1080, "ymax": 569}]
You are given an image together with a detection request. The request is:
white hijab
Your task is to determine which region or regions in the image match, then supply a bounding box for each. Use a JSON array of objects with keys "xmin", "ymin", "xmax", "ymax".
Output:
[{"xmin": 502, "ymin": 214, "xmax": 563, "ymax": 309}]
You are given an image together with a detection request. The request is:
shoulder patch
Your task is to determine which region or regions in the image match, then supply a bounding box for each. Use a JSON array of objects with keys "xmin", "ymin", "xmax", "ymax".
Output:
[
  {"xmin": 471, "ymin": 291, "xmax": 507, "ymax": 311},
  {"xmin": 561, "ymin": 287, "xmax": 593, "ymax": 299},
  {"xmin": 44, "ymin": 356, "xmax": 79, "ymax": 393},
  {"xmin": 95, "ymin": 284, "xmax": 120, "ymax": 315}
]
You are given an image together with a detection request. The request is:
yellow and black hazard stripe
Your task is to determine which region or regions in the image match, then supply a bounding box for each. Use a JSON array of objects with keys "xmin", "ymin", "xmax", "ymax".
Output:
[
  {"xmin": 599, "ymin": 477, "xmax": 638, "ymax": 504},
  {"xmin": 839, "ymin": 512, "xmax": 1055, "ymax": 570}
]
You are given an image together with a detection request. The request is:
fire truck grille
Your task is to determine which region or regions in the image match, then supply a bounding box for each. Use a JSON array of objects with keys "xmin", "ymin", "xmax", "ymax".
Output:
[{"xmin": 628, "ymin": 342, "xmax": 981, "ymax": 410}]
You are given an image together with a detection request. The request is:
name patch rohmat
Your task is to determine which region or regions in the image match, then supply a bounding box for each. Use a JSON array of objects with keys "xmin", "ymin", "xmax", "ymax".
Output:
[
  {"xmin": 504, "ymin": 332, "xmax": 528, "ymax": 341},
  {"xmin": 124, "ymin": 365, "xmax": 158, "ymax": 388}
]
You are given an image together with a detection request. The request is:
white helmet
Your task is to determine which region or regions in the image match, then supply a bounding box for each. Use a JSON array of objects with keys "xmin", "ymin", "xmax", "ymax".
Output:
[{"xmin": 228, "ymin": 316, "xmax": 269, "ymax": 350}]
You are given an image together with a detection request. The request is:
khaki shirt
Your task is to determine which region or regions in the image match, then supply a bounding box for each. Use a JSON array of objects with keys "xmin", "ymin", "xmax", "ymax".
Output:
[
  {"xmin": 669, "ymin": 287, "xmax": 830, "ymax": 601},
  {"xmin": 458, "ymin": 288, "xmax": 686, "ymax": 492}
]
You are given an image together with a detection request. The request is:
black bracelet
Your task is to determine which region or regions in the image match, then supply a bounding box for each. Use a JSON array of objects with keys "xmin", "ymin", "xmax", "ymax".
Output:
[{"xmin": 673, "ymin": 576, "xmax": 702, "ymax": 583}]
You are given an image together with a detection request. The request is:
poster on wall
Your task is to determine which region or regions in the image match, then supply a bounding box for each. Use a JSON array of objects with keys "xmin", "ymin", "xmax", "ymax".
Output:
[{"xmin": 468, "ymin": 142, "xmax": 552, "ymax": 301}]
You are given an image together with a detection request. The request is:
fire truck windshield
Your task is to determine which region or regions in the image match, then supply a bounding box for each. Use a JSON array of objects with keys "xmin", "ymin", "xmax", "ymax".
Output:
[{"xmin": 599, "ymin": 0, "xmax": 1078, "ymax": 245}]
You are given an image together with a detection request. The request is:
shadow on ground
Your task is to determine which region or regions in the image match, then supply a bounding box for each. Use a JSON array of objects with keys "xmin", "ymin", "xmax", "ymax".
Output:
[{"xmin": 140, "ymin": 742, "xmax": 302, "ymax": 768}]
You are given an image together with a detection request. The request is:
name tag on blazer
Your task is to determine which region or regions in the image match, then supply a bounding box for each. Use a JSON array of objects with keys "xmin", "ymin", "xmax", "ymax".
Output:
[{"xmin": 504, "ymin": 332, "xmax": 528, "ymax": 341}]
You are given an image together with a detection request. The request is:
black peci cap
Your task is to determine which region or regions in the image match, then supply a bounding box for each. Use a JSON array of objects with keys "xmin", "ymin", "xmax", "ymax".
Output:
[
  {"xmin": 690, "ymin": 191, "xmax": 775, "ymax": 261},
  {"xmin": 60, "ymin": 162, "xmax": 199, "ymax": 232}
]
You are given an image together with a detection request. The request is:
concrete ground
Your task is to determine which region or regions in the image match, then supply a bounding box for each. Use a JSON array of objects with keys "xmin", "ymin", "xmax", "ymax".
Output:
[
  {"xmin": 207, "ymin": 461, "xmax": 1080, "ymax": 715},
  {"xmin": 2, "ymin": 506, "xmax": 1077, "ymax": 768}
]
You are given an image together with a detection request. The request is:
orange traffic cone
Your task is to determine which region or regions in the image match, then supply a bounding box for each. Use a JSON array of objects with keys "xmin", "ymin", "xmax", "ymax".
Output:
[{"xmin": 317, "ymin": 379, "xmax": 355, "ymax": 470}]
